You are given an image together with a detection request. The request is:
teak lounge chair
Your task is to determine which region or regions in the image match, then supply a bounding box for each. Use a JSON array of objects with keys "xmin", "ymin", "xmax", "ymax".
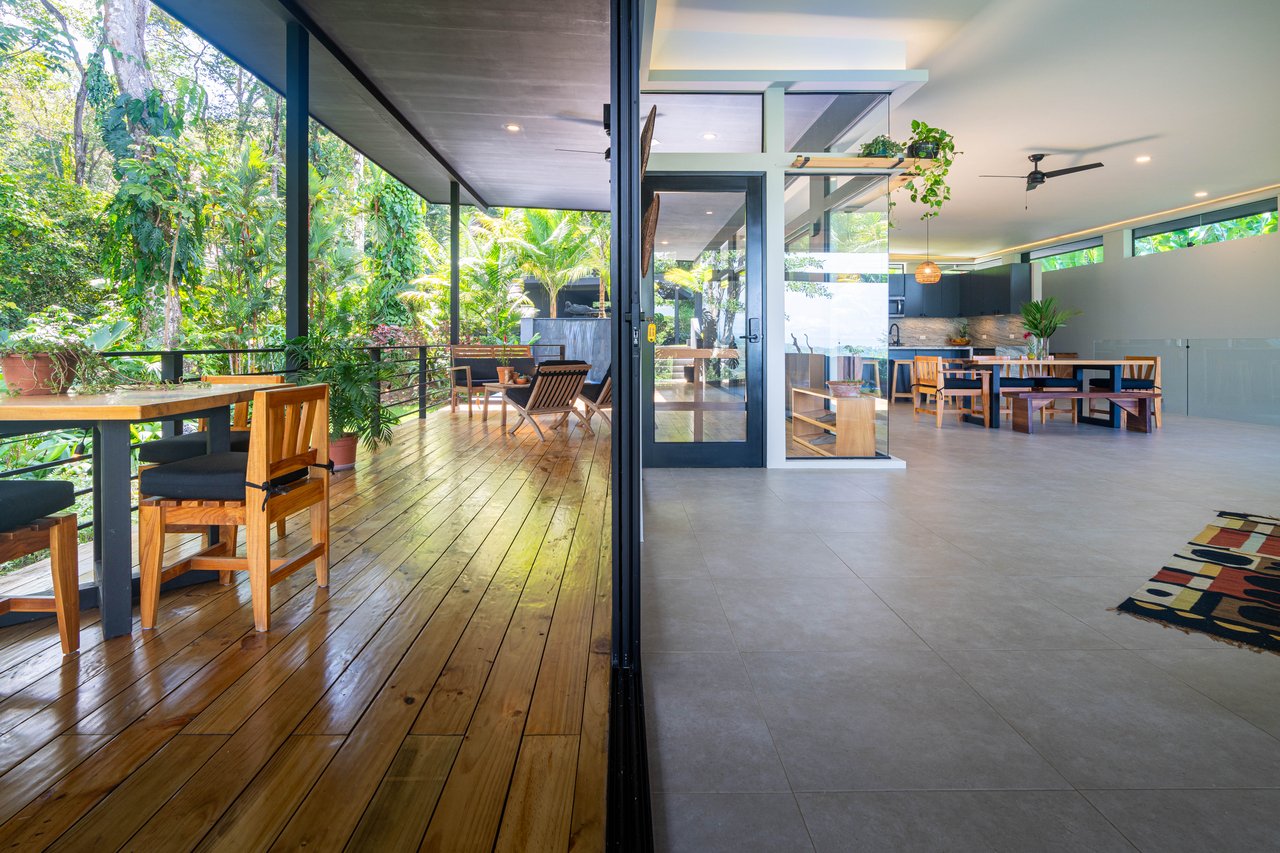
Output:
[{"xmin": 504, "ymin": 360, "xmax": 592, "ymax": 440}]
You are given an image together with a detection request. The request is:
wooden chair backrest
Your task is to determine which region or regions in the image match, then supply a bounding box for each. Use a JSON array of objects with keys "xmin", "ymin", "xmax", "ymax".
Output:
[
  {"xmin": 1049, "ymin": 354, "xmax": 1078, "ymax": 379},
  {"xmin": 203, "ymin": 374, "xmax": 287, "ymax": 429},
  {"xmin": 596, "ymin": 376, "xmax": 613, "ymax": 408},
  {"xmin": 527, "ymin": 362, "xmax": 590, "ymax": 410},
  {"xmin": 246, "ymin": 384, "xmax": 330, "ymax": 485},
  {"xmin": 1124, "ymin": 356, "xmax": 1159, "ymax": 383},
  {"xmin": 450, "ymin": 345, "xmax": 532, "ymax": 363},
  {"xmin": 912, "ymin": 356, "xmax": 942, "ymax": 390}
]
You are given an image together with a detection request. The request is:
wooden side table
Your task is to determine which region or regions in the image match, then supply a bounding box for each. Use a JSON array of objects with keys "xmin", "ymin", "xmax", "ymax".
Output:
[{"xmin": 482, "ymin": 382, "xmax": 524, "ymax": 428}]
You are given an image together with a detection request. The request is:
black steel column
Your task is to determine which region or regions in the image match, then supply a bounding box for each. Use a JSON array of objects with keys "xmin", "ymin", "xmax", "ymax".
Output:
[
  {"xmin": 285, "ymin": 21, "xmax": 309, "ymax": 352},
  {"xmin": 449, "ymin": 181, "xmax": 461, "ymax": 346},
  {"xmin": 607, "ymin": 0, "xmax": 652, "ymax": 848}
]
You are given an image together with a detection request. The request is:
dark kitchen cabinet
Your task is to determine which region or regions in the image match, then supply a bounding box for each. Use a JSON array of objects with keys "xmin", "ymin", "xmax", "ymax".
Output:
[
  {"xmin": 888, "ymin": 274, "xmax": 906, "ymax": 298},
  {"xmin": 958, "ymin": 264, "xmax": 1032, "ymax": 316},
  {"xmin": 922, "ymin": 276, "xmax": 960, "ymax": 317},
  {"xmin": 901, "ymin": 275, "xmax": 925, "ymax": 317}
]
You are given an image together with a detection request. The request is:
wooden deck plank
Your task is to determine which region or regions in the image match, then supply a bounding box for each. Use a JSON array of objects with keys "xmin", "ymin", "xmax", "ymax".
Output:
[{"xmin": 0, "ymin": 412, "xmax": 611, "ymax": 852}]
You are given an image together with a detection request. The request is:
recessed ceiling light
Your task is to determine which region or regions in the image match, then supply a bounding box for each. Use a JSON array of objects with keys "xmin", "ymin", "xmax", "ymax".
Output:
[
  {"xmin": 503, "ymin": 123, "xmax": 521, "ymax": 132},
  {"xmin": 660, "ymin": 240, "xmax": 670, "ymax": 245},
  {"xmin": 704, "ymin": 210, "xmax": 714, "ymax": 215},
  {"xmin": 700, "ymin": 132, "xmax": 718, "ymax": 141},
  {"xmin": 1194, "ymin": 191, "xmax": 1209, "ymax": 197},
  {"xmin": 1135, "ymin": 155, "xmax": 1151, "ymax": 163}
]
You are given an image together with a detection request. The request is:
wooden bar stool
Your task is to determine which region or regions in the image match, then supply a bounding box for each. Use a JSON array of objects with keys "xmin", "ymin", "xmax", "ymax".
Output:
[
  {"xmin": 0, "ymin": 480, "xmax": 79, "ymax": 654},
  {"xmin": 889, "ymin": 359, "xmax": 915, "ymax": 403}
]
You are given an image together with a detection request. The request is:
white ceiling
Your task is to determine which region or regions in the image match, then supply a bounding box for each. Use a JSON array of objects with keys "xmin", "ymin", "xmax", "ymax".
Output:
[{"xmin": 649, "ymin": 0, "xmax": 1280, "ymax": 257}]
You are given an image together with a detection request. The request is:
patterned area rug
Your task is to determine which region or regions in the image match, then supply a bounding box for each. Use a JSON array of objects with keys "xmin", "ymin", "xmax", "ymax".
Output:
[{"xmin": 1117, "ymin": 511, "xmax": 1280, "ymax": 654}]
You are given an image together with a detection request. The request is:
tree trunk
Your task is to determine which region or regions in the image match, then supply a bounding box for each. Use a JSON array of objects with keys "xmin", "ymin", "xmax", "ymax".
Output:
[
  {"xmin": 38, "ymin": 1, "xmax": 89, "ymax": 183},
  {"xmin": 104, "ymin": 0, "xmax": 154, "ymax": 138},
  {"xmin": 352, "ymin": 152, "xmax": 366, "ymax": 274}
]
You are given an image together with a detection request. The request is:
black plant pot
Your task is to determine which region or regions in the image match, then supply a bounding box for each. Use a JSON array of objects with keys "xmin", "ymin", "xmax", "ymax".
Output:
[{"xmin": 907, "ymin": 141, "xmax": 939, "ymax": 159}]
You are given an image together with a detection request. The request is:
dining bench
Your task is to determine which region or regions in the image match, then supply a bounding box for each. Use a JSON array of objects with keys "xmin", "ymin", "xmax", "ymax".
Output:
[{"xmin": 1005, "ymin": 390, "xmax": 1160, "ymax": 434}]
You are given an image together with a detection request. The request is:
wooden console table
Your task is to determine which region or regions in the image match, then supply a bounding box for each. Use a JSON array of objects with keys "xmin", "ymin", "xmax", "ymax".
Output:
[{"xmin": 791, "ymin": 387, "xmax": 877, "ymax": 457}]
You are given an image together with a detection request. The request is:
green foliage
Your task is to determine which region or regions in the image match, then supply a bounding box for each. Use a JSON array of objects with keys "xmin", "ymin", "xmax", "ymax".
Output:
[
  {"xmin": 285, "ymin": 333, "xmax": 396, "ymax": 449},
  {"xmin": 858, "ymin": 135, "xmax": 904, "ymax": 158},
  {"xmin": 1038, "ymin": 245, "xmax": 1103, "ymax": 271},
  {"xmin": 1019, "ymin": 297, "xmax": 1081, "ymax": 340},
  {"xmin": 365, "ymin": 169, "xmax": 425, "ymax": 324},
  {"xmin": 1134, "ymin": 211, "xmax": 1276, "ymax": 256},
  {"xmin": 904, "ymin": 120, "xmax": 959, "ymax": 220},
  {"xmin": 520, "ymin": 208, "xmax": 596, "ymax": 318}
]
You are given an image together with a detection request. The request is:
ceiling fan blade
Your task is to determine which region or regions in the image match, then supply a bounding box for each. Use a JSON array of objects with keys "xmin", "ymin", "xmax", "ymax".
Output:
[
  {"xmin": 1043, "ymin": 162, "xmax": 1104, "ymax": 179},
  {"xmin": 555, "ymin": 148, "xmax": 604, "ymax": 155},
  {"xmin": 979, "ymin": 175, "xmax": 1026, "ymax": 178}
]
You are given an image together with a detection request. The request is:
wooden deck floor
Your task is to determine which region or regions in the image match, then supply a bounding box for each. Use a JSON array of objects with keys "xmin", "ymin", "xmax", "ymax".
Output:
[{"xmin": 0, "ymin": 410, "xmax": 611, "ymax": 852}]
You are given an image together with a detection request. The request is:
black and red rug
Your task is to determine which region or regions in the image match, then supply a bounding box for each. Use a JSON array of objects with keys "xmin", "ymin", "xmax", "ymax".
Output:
[{"xmin": 1117, "ymin": 511, "xmax": 1280, "ymax": 654}]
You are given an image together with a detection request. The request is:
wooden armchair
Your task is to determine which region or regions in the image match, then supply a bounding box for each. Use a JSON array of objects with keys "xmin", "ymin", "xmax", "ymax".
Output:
[
  {"xmin": 578, "ymin": 366, "xmax": 612, "ymax": 427},
  {"xmin": 504, "ymin": 361, "xmax": 592, "ymax": 440},
  {"xmin": 138, "ymin": 384, "xmax": 331, "ymax": 632},
  {"xmin": 0, "ymin": 480, "xmax": 79, "ymax": 654},
  {"xmin": 912, "ymin": 356, "xmax": 990, "ymax": 428}
]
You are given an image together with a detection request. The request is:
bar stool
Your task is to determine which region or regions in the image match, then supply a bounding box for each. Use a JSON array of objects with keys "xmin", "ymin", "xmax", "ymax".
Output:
[
  {"xmin": 0, "ymin": 480, "xmax": 80, "ymax": 654},
  {"xmin": 889, "ymin": 359, "xmax": 915, "ymax": 403}
]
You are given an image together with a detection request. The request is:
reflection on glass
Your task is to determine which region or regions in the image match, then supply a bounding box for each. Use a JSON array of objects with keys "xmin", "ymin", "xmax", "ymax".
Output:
[
  {"xmin": 639, "ymin": 94, "xmax": 763, "ymax": 153},
  {"xmin": 784, "ymin": 175, "xmax": 889, "ymax": 457},
  {"xmin": 651, "ymin": 192, "xmax": 749, "ymax": 443},
  {"xmin": 785, "ymin": 93, "xmax": 888, "ymax": 153}
]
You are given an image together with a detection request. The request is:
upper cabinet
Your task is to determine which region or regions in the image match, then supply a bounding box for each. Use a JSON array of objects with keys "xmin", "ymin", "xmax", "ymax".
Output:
[{"xmin": 958, "ymin": 264, "xmax": 1031, "ymax": 316}]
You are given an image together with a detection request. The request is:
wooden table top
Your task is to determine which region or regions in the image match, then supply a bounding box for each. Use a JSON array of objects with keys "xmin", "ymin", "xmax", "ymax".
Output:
[
  {"xmin": 655, "ymin": 346, "xmax": 741, "ymax": 359},
  {"xmin": 0, "ymin": 382, "xmax": 289, "ymax": 421},
  {"xmin": 956, "ymin": 358, "xmax": 1156, "ymax": 367}
]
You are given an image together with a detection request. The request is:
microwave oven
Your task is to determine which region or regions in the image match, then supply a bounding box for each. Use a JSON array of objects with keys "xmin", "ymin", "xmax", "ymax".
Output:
[{"xmin": 889, "ymin": 296, "xmax": 905, "ymax": 318}]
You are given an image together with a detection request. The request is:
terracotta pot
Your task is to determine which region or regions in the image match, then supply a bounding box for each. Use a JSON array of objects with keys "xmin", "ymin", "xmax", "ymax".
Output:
[
  {"xmin": 330, "ymin": 434, "xmax": 358, "ymax": 471},
  {"xmin": 826, "ymin": 381, "xmax": 862, "ymax": 398},
  {"xmin": 513, "ymin": 375, "xmax": 531, "ymax": 385},
  {"xmin": 496, "ymin": 365, "xmax": 515, "ymax": 384},
  {"xmin": 1, "ymin": 352, "xmax": 78, "ymax": 396}
]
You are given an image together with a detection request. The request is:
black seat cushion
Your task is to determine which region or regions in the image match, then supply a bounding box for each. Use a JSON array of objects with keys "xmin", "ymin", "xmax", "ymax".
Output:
[
  {"xmin": 139, "ymin": 452, "xmax": 307, "ymax": 502},
  {"xmin": 998, "ymin": 376, "xmax": 1039, "ymax": 388},
  {"xmin": 505, "ymin": 385, "xmax": 533, "ymax": 408},
  {"xmin": 138, "ymin": 429, "xmax": 252, "ymax": 464},
  {"xmin": 0, "ymin": 479, "xmax": 75, "ymax": 533},
  {"xmin": 581, "ymin": 381, "xmax": 606, "ymax": 403},
  {"xmin": 944, "ymin": 378, "xmax": 985, "ymax": 390},
  {"xmin": 509, "ymin": 357, "xmax": 536, "ymax": 378},
  {"xmin": 454, "ymin": 358, "xmax": 499, "ymax": 385},
  {"xmin": 1037, "ymin": 376, "xmax": 1082, "ymax": 388},
  {"xmin": 1089, "ymin": 377, "xmax": 1156, "ymax": 390}
]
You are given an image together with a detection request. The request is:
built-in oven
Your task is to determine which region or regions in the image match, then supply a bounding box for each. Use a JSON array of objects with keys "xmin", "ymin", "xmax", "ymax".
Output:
[{"xmin": 889, "ymin": 296, "xmax": 905, "ymax": 318}]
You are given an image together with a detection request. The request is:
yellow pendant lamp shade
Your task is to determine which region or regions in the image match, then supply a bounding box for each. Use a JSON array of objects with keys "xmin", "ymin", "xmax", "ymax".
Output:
[{"xmin": 915, "ymin": 261, "xmax": 941, "ymax": 284}]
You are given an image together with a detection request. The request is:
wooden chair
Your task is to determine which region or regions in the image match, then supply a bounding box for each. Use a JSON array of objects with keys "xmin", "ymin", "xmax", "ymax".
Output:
[
  {"xmin": 504, "ymin": 360, "xmax": 592, "ymax": 440},
  {"xmin": 912, "ymin": 356, "xmax": 990, "ymax": 428},
  {"xmin": 138, "ymin": 384, "xmax": 331, "ymax": 633},
  {"xmin": 139, "ymin": 374, "xmax": 289, "ymax": 538},
  {"xmin": 578, "ymin": 366, "xmax": 612, "ymax": 428},
  {"xmin": 0, "ymin": 480, "xmax": 79, "ymax": 654},
  {"xmin": 1089, "ymin": 356, "xmax": 1162, "ymax": 427},
  {"xmin": 1039, "ymin": 354, "xmax": 1081, "ymax": 423}
]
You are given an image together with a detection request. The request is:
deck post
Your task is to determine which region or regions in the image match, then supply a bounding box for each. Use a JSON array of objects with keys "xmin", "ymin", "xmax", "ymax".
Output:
[
  {"xmin": 285, "ymin": 20, "xmax": 309, "ymax": 363},
  {"xmin": 450, "ymin": 180, "xmax": 461, "ymax": 347}
]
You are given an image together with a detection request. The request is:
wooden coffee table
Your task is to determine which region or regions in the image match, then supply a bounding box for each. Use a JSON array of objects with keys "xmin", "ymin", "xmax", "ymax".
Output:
[{"xmin": 482, "ymin": 382, "xmax": 525, "ymax": 427}]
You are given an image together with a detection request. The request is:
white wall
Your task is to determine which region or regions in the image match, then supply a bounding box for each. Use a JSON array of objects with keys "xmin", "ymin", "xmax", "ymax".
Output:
[{"xmin": 1043, "ymin": 223, "xmax": 1280, "ymax": 354}]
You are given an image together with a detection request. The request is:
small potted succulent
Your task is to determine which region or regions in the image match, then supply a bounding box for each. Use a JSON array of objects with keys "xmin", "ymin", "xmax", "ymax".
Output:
[
  {"xmin": 0, "ymin": 306, "xmax": 90, "ymax": 395},
  {"xmin": 285, "ymin": 333, "xmax": 396, "ymax": 471}
]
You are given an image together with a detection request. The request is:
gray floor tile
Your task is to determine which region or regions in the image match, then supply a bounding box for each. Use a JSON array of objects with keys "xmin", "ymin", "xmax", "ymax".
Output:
[
  {"xmin": 743, "ymin": 650, "xmax": 1069, "ymax": 791},
  {"xmin": 1136, "ymin": 647, "xmax": 1280, "ymax": 739},
  {"xmin": 798, "ymin": 790, "xmax": 1136, "ymax": 853},
  {"xmin": 942, "ymin": 649, "xmax": 1280, "ymax": 789},
  {"xmin": 645, "ymin": 652, "xmax": 791, "ymax": 794},
  {"xmin": 1083, "ymin": 789, "xmax": 1280, "ymax": 853},
  {"xmin": 642, "ymin": 537, "xmax": 710, "ymax": 579},
  {"xmin": 864, "ymin": 576, "xmax": 1120, "ymax": 650},
  {"xmin": 714, "ymin": 575, "xmax": 927, "ymax": 652},
  {"xmin": 697, "ymin": 532, "xmax": 854, "ymax": 579},
  {"xmin": 821, "ymin": 529, "xmax": 990, "ymax": 578},
  {"xmin": 654, "ymin": 793, "xmax": 814, "ymax": 853},
  {"xmin": 643, "ymin": 577, "xmax": 737, "ymax": 652}
]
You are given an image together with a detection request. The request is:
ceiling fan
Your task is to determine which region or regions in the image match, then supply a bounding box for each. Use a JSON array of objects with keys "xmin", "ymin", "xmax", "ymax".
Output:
[{"xmin": 980, "ymin": 153, "xmax": 1104, "ymax": 192}]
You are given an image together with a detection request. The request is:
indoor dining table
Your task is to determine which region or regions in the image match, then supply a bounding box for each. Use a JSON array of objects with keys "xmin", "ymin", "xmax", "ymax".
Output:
[
  {"xmin": 0, "ymin": 382, "xmax": 287, "ymax": 637},
  {"xmin": 951, "ymin": 357, "xmax": 1158, "ymax": 429}
]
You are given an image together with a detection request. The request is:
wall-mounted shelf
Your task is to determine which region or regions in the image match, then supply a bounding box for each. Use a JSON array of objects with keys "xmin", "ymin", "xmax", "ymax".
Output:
[
  {"xmin": 790, "ymin": 387, "xmax": 877, "ymax": 457},
  {"xmin": 788, "ymin": 156, "xmax": 936, "ymax": 171}
]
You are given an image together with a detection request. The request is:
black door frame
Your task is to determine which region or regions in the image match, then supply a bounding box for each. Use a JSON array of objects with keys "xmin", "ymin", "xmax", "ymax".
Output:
[{"xmin": 641, "ymin": 173, "xmax": 766, "ymax": 468}]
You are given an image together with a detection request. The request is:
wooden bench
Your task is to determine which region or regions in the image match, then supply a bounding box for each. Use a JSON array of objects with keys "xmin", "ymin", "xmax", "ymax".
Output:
[{"xmin": 1006, "ymin": 390, "xmax": 1160, "ymax": 434}]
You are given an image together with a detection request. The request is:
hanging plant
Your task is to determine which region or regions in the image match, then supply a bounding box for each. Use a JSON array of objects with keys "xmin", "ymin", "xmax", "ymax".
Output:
[{"xmin": 904, "ymin": 120, "xmax": 959, "ymax": 220}]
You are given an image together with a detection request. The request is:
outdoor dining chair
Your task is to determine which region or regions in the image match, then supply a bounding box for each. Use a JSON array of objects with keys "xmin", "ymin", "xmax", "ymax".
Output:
[{"xmin": 0, "ymin": 480, "xmax": 79, "ymax": 654}]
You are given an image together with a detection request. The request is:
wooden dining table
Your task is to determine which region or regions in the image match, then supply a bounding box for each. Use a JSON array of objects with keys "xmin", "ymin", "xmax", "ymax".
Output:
[
  {"xmin": 950, "ymin": 358, "xmax": 1158, "ymax": 429},
  {"xmin": 0, "ymin": 383, "xmax": 287, "ymax": 637}
]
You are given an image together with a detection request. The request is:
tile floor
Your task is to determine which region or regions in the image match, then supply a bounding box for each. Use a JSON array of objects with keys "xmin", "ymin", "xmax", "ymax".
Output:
[{"xmin": 642, "ymin": 410, "xmax": 1280, "ymax": 852}]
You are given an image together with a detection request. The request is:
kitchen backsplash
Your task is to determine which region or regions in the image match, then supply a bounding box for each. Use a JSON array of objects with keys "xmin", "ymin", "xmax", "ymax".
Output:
[{"xmin": 896, "ymin": 315, "xmax": 1028, "ymax": 349}]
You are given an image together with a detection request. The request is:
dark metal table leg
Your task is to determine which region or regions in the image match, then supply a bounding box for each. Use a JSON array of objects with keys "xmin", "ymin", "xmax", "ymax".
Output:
[
  {"xmin": 1109, "ymin": 364, "xmax": 1123, "ymax": 428},
  {"xmin": 989, "ymin": 364, "xmax": 1002, "ymax": 428},
  {"xmin": 96, "ymin": 421, "xmax": 133, "ymax": 638}
]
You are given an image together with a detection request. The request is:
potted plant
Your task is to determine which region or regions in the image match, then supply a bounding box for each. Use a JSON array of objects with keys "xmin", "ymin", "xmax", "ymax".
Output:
[
  {"xmin": 904, "ymin": 120, "xmax": 960, "ymax": 220},
  {"xmin": 0, "ymin": 306, "xmax": 130, "ymax": 396},
  {"xmin": 947, "ymin": 321, "xmax": 972, "ymax": 346},
  {"xmin": 858, "ymin": 134, "xmax": 904, "ymax": 159},
  {"xmin": 285, "ymin": 334, "xmax": 396, "ymax": 471},
  {"xmin": 1019, "ymin": 297, "xmax": 1081, "ymax": 358}
]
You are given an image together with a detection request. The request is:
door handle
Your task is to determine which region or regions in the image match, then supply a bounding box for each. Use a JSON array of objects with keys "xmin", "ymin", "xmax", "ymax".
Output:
[{"xmin": 738, "ymin": 317, "xmax": 761, "ymax": 344}]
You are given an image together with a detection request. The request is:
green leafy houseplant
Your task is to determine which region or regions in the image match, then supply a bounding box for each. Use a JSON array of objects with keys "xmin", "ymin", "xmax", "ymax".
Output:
[
  {"xmin": 285, "ymin": 334, "xmax": 397, "ymax": 458},
  {"xmin": 948, "ymin": 320, "xmax": 972, "ymax": 345},
  {"xmin": 858, "ymin": 135, "xmax": 904, "ymax": 158},
  {"xmin": 905, "ymin": 120, "xmax": 959, "ymax": 220},
  {"xmin": 1019, "ymin": 297, "xmax": 1081, "ymax": 358},
  {"xmin": 0, "ymin": 306, "xmax": 131, "ymax": 395}
]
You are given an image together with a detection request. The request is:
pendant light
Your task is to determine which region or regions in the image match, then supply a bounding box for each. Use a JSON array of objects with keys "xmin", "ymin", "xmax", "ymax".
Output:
[{"xmin": 915, "ymin": 217, "xmax": 941, "ymax": 284}]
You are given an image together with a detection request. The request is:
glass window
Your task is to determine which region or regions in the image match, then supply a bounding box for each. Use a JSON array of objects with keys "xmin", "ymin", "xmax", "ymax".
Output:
[
  {"xmin": 785, "ymin": 93, "xmax": 889, "ymax": 153},
  {"xmin": 639, "ymin": 93, "xmax": 762, "ymax": 153},
  {"xmin": 783, "ymin": 174, "xmax": 889, "ymax": 458},
  {"xmin": 1028, "ymin": 237, "xmax": 1104, "ymax": 271},
  {"xmin": 1133, "ymin": 199, "xmax": 1277, "ymax": 256}
]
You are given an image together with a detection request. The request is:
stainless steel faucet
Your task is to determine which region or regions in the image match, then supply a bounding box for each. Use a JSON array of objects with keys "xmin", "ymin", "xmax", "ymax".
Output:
[{"xmin": 888, "ymin": 323, "xmax": 901, "ymax": 347}]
